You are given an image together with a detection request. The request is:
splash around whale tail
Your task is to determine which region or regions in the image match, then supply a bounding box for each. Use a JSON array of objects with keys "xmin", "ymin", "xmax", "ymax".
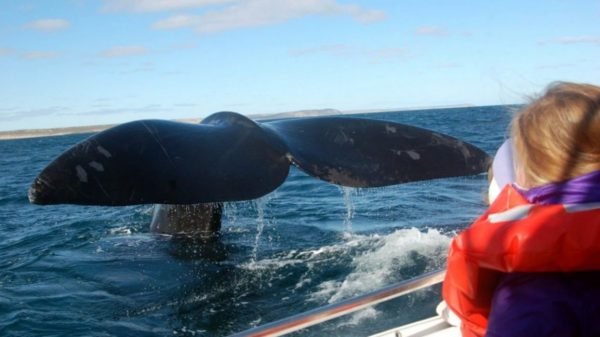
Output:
[{"xmin": 28, "ymin": 111, "xmax": 490, "ymax": 206}]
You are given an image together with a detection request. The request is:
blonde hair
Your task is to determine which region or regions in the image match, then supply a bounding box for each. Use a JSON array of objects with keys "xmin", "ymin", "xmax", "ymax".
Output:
[{"xmin": 512, "ymin": 82, "xmax": 600, "ymax": 188}]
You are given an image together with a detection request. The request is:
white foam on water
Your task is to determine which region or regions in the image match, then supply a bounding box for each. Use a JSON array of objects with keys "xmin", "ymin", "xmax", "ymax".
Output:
[
  {"xmin": 241, "ymin": 256, "xmax": 306, "ymax": 271},
  {"xmin": 172, "ymin": 326, "xmax": 206, "ymax": 336},
  {"xmin": 138, "ymin": 205, "xmax": 155, "ymax": 216},
  {"xmin": 312, "ymin": 228, "xmax": 450, "ymax": 304},
  {"xmin": 315, "ymin": 228, "xmax": 452, "ymax": 327},
  {"xmin": 240, "ymin": 234, "xmax": 361, "ymax": 272},
  {"xmin": 235, "ymin": 226, "xmax": 452, "ymax": 328},
  {"xmin": 109, "ymin": 226, "xmax": 132, "ymax": 235},
  {"xmin": 238, "ymin": 227, "xmax": 450, "ymax": 314}
]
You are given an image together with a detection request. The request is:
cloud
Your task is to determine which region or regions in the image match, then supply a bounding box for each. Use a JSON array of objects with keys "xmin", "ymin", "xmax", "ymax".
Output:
[
  {"xmin": 369, "ymin": 47, "xmax": 409, "ymax": 63},
  {"xmin": 25, "ymin": 19, "xmax": 71, "ymax": 32},
  {"xmin": 415, "ymin": 26, "xmax": 448, "ymax": 36},
  {"xmin": 153, "ymin": 14, "xmax": 199, "ymax": 29},
  {"xmin": 0, "ymin": 48, "xmax": 59, "ymax": 60},
  {"xmin": 102, "ymin": 0, "xmax": 233, "ymax": 12},
  {"xmin": 77, "ymin": 104, "xmax": 168, "ymax": 115},
  {"xmin": 119, "ymin": 62, "xmax": 156, "ymax": 74},
  {"xmin": 541, "ymin": 36, "xmax": 600, "ymax": 45},
  {"xmin": 1, "ymin": 106, "xmax": 67, "ymax": 122},
  {"xmin": 99, "ymin": 45, "xmax": 148, "ymax": 58},
  {"xmin": 289, "ymin": 44, "xmax": 353, "ymax": 57},
  {"xmin": 152, "ymin": 0, "xmax": 387, "ymax": 33},
  {"xmin": 335, "ymin": 3, "xmax": 387, "ymax": 24},
  {"xmin": 0, "ymin": 48, "xmax": 14, "ymax": 56},
  {"xmin": 21, "ymin": 51, "xmax": 61, "ymax": 60}
]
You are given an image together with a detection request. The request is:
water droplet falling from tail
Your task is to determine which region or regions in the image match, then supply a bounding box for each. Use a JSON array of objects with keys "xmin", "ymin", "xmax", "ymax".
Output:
[
  {"xmin": 251, "ymin": 195, "xmax": 272, "ymax": 263},
  {"xmin": 341, "ymin": 186, "xmax": 356, "ymax": 235}
]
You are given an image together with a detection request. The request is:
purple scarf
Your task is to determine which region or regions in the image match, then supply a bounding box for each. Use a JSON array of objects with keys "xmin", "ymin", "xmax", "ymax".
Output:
[{"xmin": 518, "ymin": 170, "xmax": 600, "ymax": 205}]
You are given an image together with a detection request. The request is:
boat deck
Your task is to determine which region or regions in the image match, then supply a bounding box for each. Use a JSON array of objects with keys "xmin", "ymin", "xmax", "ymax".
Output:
[{"xmin": 369, "ymin": 316, "xmax": 460, "ymax": 337}]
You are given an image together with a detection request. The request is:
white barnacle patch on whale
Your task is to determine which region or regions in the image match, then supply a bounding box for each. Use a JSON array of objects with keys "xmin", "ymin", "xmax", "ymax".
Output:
[
  {"xmin": 97, "ymin": 146, "xmax": 112, "ymax": 158},
  {"xmin": 391, "ymin": 149, "xmax": 421, "ymax": 160},
  {"xmin": 75, "ymin": 165, "xmax": 88, "ymax": 183},
  {"xmin": 88, "ymin": 161, "xmax": 104, "ymax": 172},
  {"xmin": 406, "ymin": 150, "xmax": 421, "ymax": 160},
  {"xmin": 385, "ymin": 124, "xmax": 397, "ymax": 134}
]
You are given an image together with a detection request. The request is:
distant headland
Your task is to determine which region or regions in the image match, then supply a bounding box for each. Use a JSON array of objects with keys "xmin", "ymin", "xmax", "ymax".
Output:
[
  {"xmin": 0, "ymin": 105, "xmax": 479, "ymax": 141},
  {"xmin": 0, "ymin": 109, "xmax": 342, "ymax": 140}
]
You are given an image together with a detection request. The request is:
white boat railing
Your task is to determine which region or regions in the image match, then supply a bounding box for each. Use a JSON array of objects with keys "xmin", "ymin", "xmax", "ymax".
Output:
[{"xmin": 228, "ymin": 268, "xmax": 446, "ymax": 337}]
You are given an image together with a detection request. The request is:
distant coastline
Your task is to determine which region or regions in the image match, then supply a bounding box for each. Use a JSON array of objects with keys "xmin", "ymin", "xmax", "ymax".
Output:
[
  {"xmin": 0, "ymin": 124, "xmax": 114, "ymax": 141},
  {"xmin": 0, "ymin": 104, "xmax": 485, "ymax": 141}
]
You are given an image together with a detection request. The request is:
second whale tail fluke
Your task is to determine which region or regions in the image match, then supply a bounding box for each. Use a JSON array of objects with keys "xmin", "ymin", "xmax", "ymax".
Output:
[{"xmin": 29, "ymin": 111, "xmax": 491, "ymax": 206}]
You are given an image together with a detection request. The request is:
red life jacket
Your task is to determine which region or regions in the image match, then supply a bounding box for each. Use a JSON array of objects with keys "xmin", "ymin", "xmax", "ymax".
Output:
[{"xmin": 442, "ymin": 184, "xmax": 600, "ymax": 337}]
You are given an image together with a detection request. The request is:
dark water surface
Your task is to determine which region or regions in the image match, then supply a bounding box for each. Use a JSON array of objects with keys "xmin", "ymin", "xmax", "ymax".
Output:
[{"xmin": 0, "ymin": 106, "xmax": 514, "ymax": 337}]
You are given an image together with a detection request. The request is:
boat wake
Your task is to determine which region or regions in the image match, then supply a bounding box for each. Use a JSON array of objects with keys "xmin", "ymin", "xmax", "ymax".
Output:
[{"xmin": 312, "ymin": 228, "xmax": 450, "ymax": 304}]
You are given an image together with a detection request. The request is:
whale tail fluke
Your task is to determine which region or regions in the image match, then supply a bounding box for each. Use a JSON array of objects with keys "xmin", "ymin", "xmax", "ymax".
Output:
[
  {"xmin": 29, "ymin": 111, "xmax": 490, "ymax": 206},
  {"xmin": 265, "ymin": 116, "xmax": 489, "ymax": 187}
]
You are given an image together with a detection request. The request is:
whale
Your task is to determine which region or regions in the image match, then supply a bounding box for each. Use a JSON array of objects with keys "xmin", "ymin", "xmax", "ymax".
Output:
[{"xmin": 28, "ymin": 111, "xmax": 490, "ymax": 234}]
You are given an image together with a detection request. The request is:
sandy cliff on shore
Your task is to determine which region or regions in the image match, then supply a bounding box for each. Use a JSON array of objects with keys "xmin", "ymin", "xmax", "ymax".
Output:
[
  {"xmin": 0, "ymin": 124, "xmax": 114, "ymax": 140},
  {"xmin": 0, "ymin": 109, "xmax": 343, "ymax": 141}
]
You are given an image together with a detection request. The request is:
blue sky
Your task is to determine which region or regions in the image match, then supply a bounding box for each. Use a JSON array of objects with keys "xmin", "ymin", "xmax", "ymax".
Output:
[{"xmin": 1, "ymin": 0, "xmax": 599, "ymax": 131}]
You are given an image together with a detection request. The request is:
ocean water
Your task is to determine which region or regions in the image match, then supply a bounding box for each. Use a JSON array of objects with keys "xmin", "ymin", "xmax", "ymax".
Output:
[{"xmin": 0, "ymin": 106, "xmax": 514, "ymax": 337}]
